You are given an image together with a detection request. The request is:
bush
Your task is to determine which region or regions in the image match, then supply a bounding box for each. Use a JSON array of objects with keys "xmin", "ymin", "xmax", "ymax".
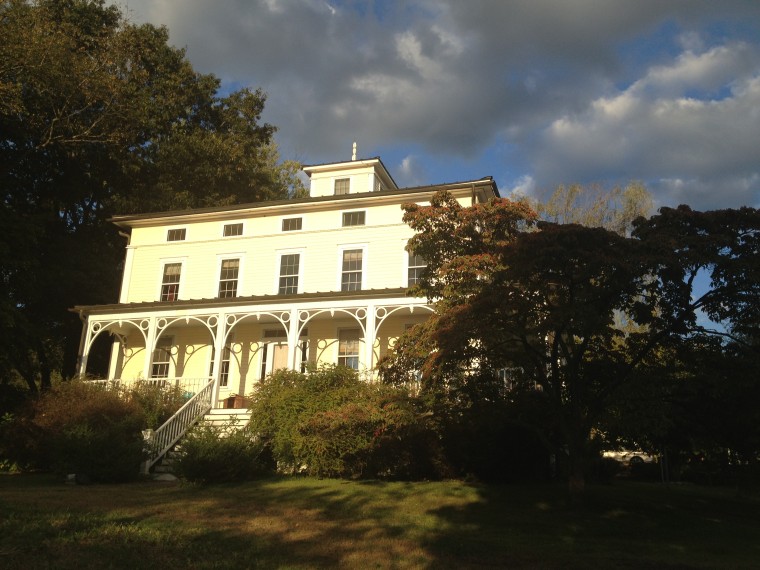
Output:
[
  {"xmin": 32, "ymin": 380, "xmax": 146, "ymax": 482},
  {"xmin": 173, "ymin": 421, "xmax": 271, "ymax": 484},
  {"xmin": 120, "ymin": 380, "xmax": 188, "ymax": 429},
  {"xmin": 248, "ymin": 365, "xmax": 445, "ymax": 480}
]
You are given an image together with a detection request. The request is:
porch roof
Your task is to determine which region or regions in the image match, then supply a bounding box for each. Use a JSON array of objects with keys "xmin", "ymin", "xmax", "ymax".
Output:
[{"xmin": 70, "ymin": 287, "xmax": 426, "ymax": 316}]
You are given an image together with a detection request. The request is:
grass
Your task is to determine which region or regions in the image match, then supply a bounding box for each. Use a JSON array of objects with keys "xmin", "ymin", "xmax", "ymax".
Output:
[{"xmin": 1, "ymin": 474, "xmax": 759, "ymax": 569}]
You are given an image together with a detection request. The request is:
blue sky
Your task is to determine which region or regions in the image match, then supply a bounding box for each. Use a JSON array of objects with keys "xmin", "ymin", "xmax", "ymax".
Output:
[{"xmin": 118, "ymin": 0, "xmax": 760, "ymax": 211}]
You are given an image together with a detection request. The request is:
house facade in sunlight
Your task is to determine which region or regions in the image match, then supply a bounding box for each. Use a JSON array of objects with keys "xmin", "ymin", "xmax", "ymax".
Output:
[{"xmin": 72, "ymin": 156, "xmax": 499, "ymax": 406}]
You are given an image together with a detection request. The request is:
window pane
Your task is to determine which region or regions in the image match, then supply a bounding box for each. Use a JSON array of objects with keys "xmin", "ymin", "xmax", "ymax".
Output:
[
  {"xmin": 338, "ymin": 329, "xmax": 361, "ymax": 369},
  {"xmin": 167, "ymin": 228, "xmax": 186, "ymax": 241},
  {"xmin": 218, "ymin": 259, "xmax": 240, "ymax": 298},
  {"xmin": 279, "ymin": 253, "xmax": 300, "ymax": 294},
  {"xmin": 342, "ymin": 211, "xmax": 365, "ymax": 227},
  {"xmin": 341, "ymin": 249, "xmax": 362, "ymax": 292},
  {"xmin": 282, "ymin": 217, "xmax": 302, "ymax": 231},
  {"xmin": 151, "ymin": 337, "xmax": 172, "ymax": 378},
  {"xmin": 407, "ymin": 252, "xmax": 426, "ymax": 286},
  {"xmin": 223, "ymin": 223, "xmax": 243, "ymax": 237},
  {"xmin": 334, "ymin": 178, "xmax": 350, "ymax": 195},
  {"xmin": 161, "ymin": 263, "xmax": 181, "ymax": 301}
]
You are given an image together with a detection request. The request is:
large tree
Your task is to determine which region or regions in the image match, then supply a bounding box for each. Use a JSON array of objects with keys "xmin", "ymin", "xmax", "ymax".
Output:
[
  {"xmin": 0, "ymin": 0, "xmax": 302, "ymax": 392},
  {"xmin": 381, "ymin": 191, "xmax": 760, "ymax": 492}
]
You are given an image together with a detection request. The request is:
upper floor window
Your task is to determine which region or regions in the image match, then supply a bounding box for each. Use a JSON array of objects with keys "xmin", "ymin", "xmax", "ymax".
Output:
[
  {"xmin": 282, "ymin": 217, "xmax": 302, "ymax": 232},
  {"xmin": 408, "ymin": 252, "xmax": 426, "ymax": 287},
  {"xmin": 341, "ymin": 249, "xmax": 363, "ymax": 291},
  {"xmin": 223, "ymin": 223, "xmax": 243, "ymax": 237},
  {"xmin": 218, "ymin": 258, "xmax": 240, "ymax": 298},
  {"xmin": 334, "ymin": 178, "xmax": 350, "ymax": 195},
  {"xmin": 338, "ymin": 329, "xmax": 360, "ymax": 369},
  {"xmin": 167, "ymin": 228, "xmax": 186, "ymax": 242},
  {"xmin": 342, "ymin": 211, "xmax": 365, "ymax": 227},
  {"xmin": 278, "ymin": 253, "xmax": 300, "ymax": 295},
  {"xmin": 160, "ymin": 263, "xmax": 181, "ymax": 301}
]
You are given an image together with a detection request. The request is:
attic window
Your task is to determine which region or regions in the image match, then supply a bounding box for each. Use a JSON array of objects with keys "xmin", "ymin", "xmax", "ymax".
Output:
[
  {"xmin": 223, "ymin": 223, "xmax": 243, "ymax": 237},
  {"xmin": 342, "ymin": 211, "xmax": 365, "ymax": 227},
  {"xmin": 167, "ymin": 228, "xmax": 186, "ymax": 242},
  {"xmin": 334, "ymin": 178, "xmax": 350, "ymax": 195},
  {"xmin": 282, "ymin": 217, "xmax": 302, "ymax": 232}
]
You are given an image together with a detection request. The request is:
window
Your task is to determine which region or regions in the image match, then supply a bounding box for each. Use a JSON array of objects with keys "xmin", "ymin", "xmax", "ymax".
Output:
[
  {"xmin": 151, "ymin": 336, "xmax": 173, "ymax": 378},
  {"xmin": 338, "ymin": 329, "xmax": 361, "ymax": 369},
  {"xmin": 342, "ymin": 211, "xmax": 365, "ymax": 227},
  {"xmin": 218, "ymin": 258, "xmax": 240, "ymax": 298},
  {"xmin": 209, "ymin": 337, "xmax": 233, "ymax": 388},
  {"xmin": 160, "ymin": 263, "xmax": 181, "ymax": 301},
  {"xmin": 278, "ymin": 253, "xmax": 300, "ymax": 294},
  {"xmin": 223, "ymin": 223, "xmax": 243, "ymax": 237},
  {"xmin": 341, "ymin": 249, "xmax": 362, "ymax": 291},
  {"xmin": 282, "ymin": 217, "xmax": 302, "ymax": 232},
  {"xmin": 167, "ymin": 228, "xmax": 186, "ymax": 242},
  {"xmin": 334, "ymin": 177, "xmax": 350, "ymax": 195},
  {"xmin": 407, "ymin": 252, "xmax": 426, "ymax": 286}
]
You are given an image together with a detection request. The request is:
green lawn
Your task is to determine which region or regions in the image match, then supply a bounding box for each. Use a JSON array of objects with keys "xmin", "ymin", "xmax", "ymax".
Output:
[{"xmin": 1, "ymin": 474, "xmax": 758, "ymax": 569}]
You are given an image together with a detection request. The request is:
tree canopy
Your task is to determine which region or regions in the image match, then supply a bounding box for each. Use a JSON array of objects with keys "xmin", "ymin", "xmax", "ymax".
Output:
[
  {"xmin": 380, "ymin": 190, "xmax": 760, "ymax": 492},
  {"xmin": 0, "ymin": 0, "xmax": 303, "ymax": 393}
]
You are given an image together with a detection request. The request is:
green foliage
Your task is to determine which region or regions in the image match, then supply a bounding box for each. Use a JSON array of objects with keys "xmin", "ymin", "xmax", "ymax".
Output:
[
  {"xmin": 535, "ymin": 181, "xmax": 653, "ymax": 236},
  {"xmin": 30, "ymin": 380, "xmax": 146, "ymax": 481},
  {"xmin": 118, "ymin": 380, "xmax": 188, "ymax": 430},
  {"xmin": 172, "ymin": 421, "xmax": 271, "ymax": 484},
  {"xmin": 388, "ymin": 189, "xmax": 760, "ymax": 492},
  {"xmin": 0, "ymin": 0, "xmax": 300, "ymax": 391},
  {"xmin": 248, "ymin": 365, "xmax": 443, "ymax": 479}
]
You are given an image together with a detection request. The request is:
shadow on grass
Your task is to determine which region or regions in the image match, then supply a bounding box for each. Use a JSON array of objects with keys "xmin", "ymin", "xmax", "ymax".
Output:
[{"xmin": 2, "ymin": 474, "xmax": 760, "ymax": 569}]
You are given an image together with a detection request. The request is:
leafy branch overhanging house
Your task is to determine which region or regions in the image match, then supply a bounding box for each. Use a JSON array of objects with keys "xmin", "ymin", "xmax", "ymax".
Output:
[{"xmin": 71, "ymin": 154, "xmax": 499, "ymax": 473}]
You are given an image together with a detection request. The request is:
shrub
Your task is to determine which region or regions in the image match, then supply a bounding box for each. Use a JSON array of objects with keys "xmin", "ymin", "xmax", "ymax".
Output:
[
  {"xmin": 32, "ymin": 380, "xmax": 146, "ymax": 482},
  {"xmin": 248, "ymin": 365, "xmax": 446, "ymax": 479},
  {"xmin": 173, "ymin": 421, "xmax": 271, "ymax": 484},
  {"xmin": 120, "ymin": 380, "xmax": 188, "ymax": 429}
]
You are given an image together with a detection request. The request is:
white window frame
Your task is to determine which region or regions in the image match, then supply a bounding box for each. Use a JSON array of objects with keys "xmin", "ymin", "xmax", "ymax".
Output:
[
  {"xmin": 334, "ymin": 177, "xmax": 351, "ymax": 195},
  {"xmin": 337, "ymin": 328, "xmax": 361, "ymax": 370},
  {"xmin": 406, "ymin": 251, "xmax": 426, "ymax": 288},
  {"xmin": 151, "ymin": 335, "xmax": 174, "ymax": 379},
  {"xmin": 337, "ymin": 244, "xmax": 367, "ymax": 292},
  {"xmin": 222, "ymin": 221, "xmax": 245, "ymax": 238},
  {"xmin": 157, "ymin": 258, "xmax": 186, "ymax": 302},
  {"xmin": 216, "ymin": 254, "xmax": 244, "ymax": 298},
  {"xmin": 209, "ymin": 333, "xmax": 235, "ymax": 390},
  {"xmin": 274, "ymin": 249, "xmax": 305, "ymax": 295}
]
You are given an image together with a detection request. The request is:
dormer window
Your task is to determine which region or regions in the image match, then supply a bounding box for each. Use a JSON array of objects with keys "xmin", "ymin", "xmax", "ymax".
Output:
[{"xmin": 334, "ymin": 178, "xmax": 350, "ymax": 195}]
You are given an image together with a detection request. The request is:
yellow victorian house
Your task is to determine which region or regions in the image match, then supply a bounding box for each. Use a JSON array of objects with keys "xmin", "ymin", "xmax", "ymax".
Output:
[{"xmin": 72, "ymin": 155, "xmax": 499, "ymax": 471}]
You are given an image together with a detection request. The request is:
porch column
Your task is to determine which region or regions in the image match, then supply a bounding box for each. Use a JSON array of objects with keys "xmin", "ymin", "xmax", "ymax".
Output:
[
  {"xmin": 142, "ymin": 316, "xmax": 157, "ymax": 379},
  {"xmin": 286, "ymin": 307, "xmax": 299, "ymax": 370},
  {"xmin": 364, "ymin": 303, "xmax": 377, "ymax": 372},
  {"xmin": 76, "ymin": 313, "xmax": 92, "ymax": 376},
  {"xmin": 210, "ymin": 311, "xmax": 227, "ymax": 406}
]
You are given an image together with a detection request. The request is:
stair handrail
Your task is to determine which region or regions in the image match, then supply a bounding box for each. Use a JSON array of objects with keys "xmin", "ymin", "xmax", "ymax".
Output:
[{"xmin": 141, "ymin": 378, "xmax": 214, "ymax": 474}]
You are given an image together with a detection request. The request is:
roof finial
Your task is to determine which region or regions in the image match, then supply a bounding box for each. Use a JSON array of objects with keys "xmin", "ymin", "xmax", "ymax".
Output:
[{"xmin": 352, "ymin": 141, "xmax": 357, "ymax": 161}]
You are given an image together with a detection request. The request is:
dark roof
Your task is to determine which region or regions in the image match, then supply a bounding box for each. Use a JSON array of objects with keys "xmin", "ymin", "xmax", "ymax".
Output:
[
  {"xmin": 71, "ymin": 288, "xmax": 425, "ymax": 316},
  {"xmin": 109, "ymin": 177, "xmax": 499, "ymax": 226}
]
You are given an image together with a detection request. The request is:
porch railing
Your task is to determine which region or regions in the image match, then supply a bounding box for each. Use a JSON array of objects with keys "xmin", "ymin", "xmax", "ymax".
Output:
[{"xmin": 140, "ymin": 378, "xmax": 215, "ymax": 474}]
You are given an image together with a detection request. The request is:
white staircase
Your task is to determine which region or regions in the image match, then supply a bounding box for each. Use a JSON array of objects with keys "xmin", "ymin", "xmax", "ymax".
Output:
[{"xmin": 151, "ymin": 408, "xmax": 252, "ymax": 476}]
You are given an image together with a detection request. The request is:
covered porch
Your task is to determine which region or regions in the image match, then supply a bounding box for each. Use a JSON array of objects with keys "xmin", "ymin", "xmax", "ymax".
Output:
[{"xmin": 73, "ymin": 289, "xmax": 432, "ymax": 407}]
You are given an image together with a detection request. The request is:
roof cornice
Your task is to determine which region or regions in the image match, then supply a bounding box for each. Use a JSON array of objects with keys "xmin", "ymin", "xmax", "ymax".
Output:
[{"xmin": 109, "ymin": 178, "xmax": 498, "ymax": 228}]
